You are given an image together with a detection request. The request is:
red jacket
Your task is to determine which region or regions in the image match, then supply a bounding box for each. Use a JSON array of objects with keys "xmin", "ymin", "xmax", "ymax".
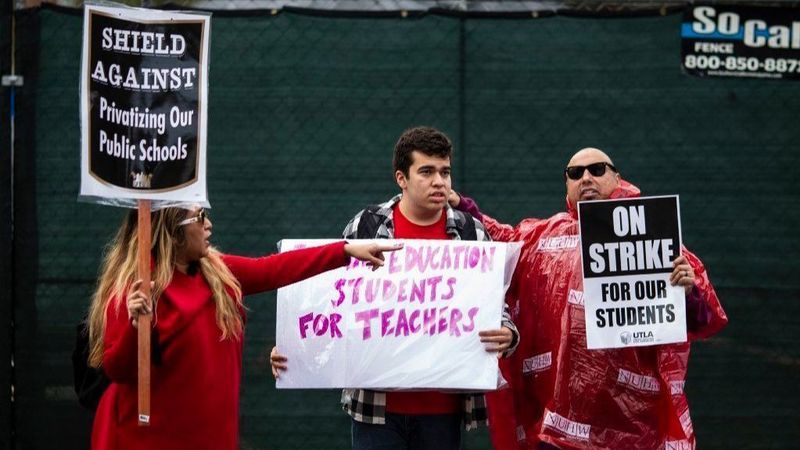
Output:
[
  {"xmin": 476, "ymin": 181, "xmax": 727, "ymax": 449},
  {"xmin": 92, "ymin": 242, "xmax": 349, "ymax": 450}
]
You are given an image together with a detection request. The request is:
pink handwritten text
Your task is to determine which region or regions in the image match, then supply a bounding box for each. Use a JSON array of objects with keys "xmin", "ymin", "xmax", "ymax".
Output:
[
  {"xmin": 298, "ymin": 312, "xmax": 343, "ymax": 339},
  {"xmin": 331, "ymin": 276, "xmax": 457, "ymax": 307},
  {"xmin": 354, "ymin": 306, "xmax": 479, "ymax": 340},
  {"xmin": 346, "ymin": 244, "xmax": 496, "ymax": 275}
]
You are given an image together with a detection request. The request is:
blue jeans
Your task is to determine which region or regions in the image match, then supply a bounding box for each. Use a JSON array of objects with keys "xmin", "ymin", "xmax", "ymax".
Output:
[{"xmin": 351, "ymin": 413, "xmax": 462, "ymax": 450}]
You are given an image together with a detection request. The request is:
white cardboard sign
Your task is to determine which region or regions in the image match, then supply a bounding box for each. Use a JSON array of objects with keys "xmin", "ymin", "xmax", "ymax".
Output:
[{"xmin": 276, "ymin": 239, "xmax": 521, "ymax": 389}]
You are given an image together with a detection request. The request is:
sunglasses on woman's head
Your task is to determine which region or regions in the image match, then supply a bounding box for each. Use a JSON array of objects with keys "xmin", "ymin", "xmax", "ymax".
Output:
[
  {"xmin": 178, "ymin": 209, "xmax": 208, "ymax": 226},
  {"xmin": 564, "ymin": 162, "xmax": 617, "ymax": 181}
]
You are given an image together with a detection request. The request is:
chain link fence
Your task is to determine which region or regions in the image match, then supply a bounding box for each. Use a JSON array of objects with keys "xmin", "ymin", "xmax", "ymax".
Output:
[{"xmin": 2, "ymin": 2, "xmax": 799, "ymax": 449}]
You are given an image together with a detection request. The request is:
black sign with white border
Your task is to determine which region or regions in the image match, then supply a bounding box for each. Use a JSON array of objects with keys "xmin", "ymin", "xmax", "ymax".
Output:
[
  {"xmin": 80, "ymin": 4, "xmax": 210, "ymax": 206},
  {"xmin": 578, "ymin": 196, "xmax": 686, "ymax": 349}
]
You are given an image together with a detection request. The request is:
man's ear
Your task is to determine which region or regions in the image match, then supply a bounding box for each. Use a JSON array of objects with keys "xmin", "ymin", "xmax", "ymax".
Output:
[{"xmin": 395, "ymin": 170, "xmax": 407, "ymax": 190}]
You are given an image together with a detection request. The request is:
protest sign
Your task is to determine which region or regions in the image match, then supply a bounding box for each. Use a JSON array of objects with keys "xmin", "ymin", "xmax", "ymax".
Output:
[
  {"xmin": 80, "ymin": 3, "xmax": 210, "ymax": 206},
  {"xmin": 275, "ymin": 239, "xmax": 521, "ymax": 389},
  {"xmin": 578, "ymin": 196, "xmax": 686, "ymax": 349}
]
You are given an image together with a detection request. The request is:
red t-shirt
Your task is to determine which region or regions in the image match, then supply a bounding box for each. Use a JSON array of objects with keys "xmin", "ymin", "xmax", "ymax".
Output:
[{"xmin": 385, "ymin": 204, "xmax": 462, "ymax": 415}]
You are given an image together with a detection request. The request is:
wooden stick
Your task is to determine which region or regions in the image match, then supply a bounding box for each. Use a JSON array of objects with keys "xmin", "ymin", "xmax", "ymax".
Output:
[{"xmin": 137, "ymin": 199, "xmax": 151, "ymax": 426}]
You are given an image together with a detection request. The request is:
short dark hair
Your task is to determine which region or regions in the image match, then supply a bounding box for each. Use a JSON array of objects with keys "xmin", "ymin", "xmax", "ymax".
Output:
[{"xmin": 393, "ymin": 126, "xmax": 453, "ymax": 176}]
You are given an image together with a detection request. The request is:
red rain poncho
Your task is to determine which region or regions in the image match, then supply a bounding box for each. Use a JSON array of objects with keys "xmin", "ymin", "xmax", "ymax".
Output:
[{"xmin": 473, "ymin": 181, "xmax": 727, "ymax": 450}]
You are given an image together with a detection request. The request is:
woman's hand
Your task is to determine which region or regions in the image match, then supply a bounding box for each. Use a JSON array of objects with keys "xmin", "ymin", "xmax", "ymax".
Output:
[
  {"xmin": 344, "ymin": 242, "xmax": 404, "ymax": 271},
  {"xmin": 270, "ymin": 346, "xmax": 288, "ymax": 379},
  {"xmin": 126, "ymin": 279, "xmax": 153, "ymax": 329}
]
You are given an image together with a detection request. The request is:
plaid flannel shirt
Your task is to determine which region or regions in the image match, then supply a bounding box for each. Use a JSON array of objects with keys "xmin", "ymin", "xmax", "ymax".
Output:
[{"xmin": 340, "ymin": 194, "xmax": 518, "ymax": 430}]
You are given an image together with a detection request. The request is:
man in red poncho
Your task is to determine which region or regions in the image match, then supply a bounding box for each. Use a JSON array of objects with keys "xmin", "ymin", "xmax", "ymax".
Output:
[{"xmin": 452, "ymin": 147, "xmax": 727, "ymax": 450}]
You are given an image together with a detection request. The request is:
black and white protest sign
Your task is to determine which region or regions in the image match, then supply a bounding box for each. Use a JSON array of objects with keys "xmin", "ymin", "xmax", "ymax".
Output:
[
  {"xmin": 578, "ymin": 196, "xmax": 686, "ymax": 349},
  {"xmin": 80, "ymin": 4, "xmax": 210, "ymax": 205},
  {"xmin": 682, "ymin": 4, "xmax": 800, "ymax": 80}
]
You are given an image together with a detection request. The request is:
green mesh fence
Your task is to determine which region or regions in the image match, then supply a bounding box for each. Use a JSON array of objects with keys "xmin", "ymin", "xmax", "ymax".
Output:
[{"xmin": 5, "ymin": 5, "xmax": 799, "ymax": 449}]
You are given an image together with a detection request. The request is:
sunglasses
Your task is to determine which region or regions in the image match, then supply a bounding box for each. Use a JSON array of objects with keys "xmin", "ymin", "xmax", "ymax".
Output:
[
  {"xmin": 178, "ymin": 209, "xmax": 208, "ymax": 226},
  {"xmin": 564, "ymin": 162, "xmax": 617, "ymax": 180}
]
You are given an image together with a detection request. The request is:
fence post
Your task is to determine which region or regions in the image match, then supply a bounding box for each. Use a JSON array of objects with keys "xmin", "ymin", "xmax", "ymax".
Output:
[
  {"xmin": 0, "ymin": 2, "xmax": 15, "ymax": 449},
  {"xmin": 7, "ymin": 5, "xmax": 41, "ymax": 449}
]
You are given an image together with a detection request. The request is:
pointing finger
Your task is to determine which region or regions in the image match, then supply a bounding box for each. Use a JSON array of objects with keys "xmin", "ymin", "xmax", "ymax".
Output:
[{"xmin": 378, "ymin": 243, "xmax": 404, "ymax": 252}]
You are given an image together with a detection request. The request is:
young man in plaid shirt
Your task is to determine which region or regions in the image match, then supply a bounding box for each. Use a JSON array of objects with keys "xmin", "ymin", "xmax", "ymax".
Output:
[{"xmin": 272, "ymin": 126, "xmax": 518, "ymax": 449}]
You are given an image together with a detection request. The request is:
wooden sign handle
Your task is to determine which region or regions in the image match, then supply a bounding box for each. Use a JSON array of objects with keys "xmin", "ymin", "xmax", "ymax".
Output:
[{"xmin": 137, "ymin": 199, "xmax": 151, "ymax": 426}]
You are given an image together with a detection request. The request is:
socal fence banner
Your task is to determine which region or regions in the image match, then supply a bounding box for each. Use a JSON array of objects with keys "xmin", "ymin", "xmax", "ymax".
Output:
[
  {"xmin": 80, "ymin": 3, "xmax": 210, "ymax": 206},
  {"xmin": 578, "ymin": 196, "xmax": 686, "ymax": 349},
  {"xmin": 275, "ymin": 239, "xmax": 521, "ymax": 389},
  {"xmin": 681, "ymin": 4, "xmax": 800, "ymax": 80}
]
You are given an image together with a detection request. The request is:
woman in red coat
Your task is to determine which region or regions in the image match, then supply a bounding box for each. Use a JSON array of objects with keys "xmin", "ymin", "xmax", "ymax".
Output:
[{"xmin": 87, "ymin": 206, "xmax": 398, "ymax": 450}]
